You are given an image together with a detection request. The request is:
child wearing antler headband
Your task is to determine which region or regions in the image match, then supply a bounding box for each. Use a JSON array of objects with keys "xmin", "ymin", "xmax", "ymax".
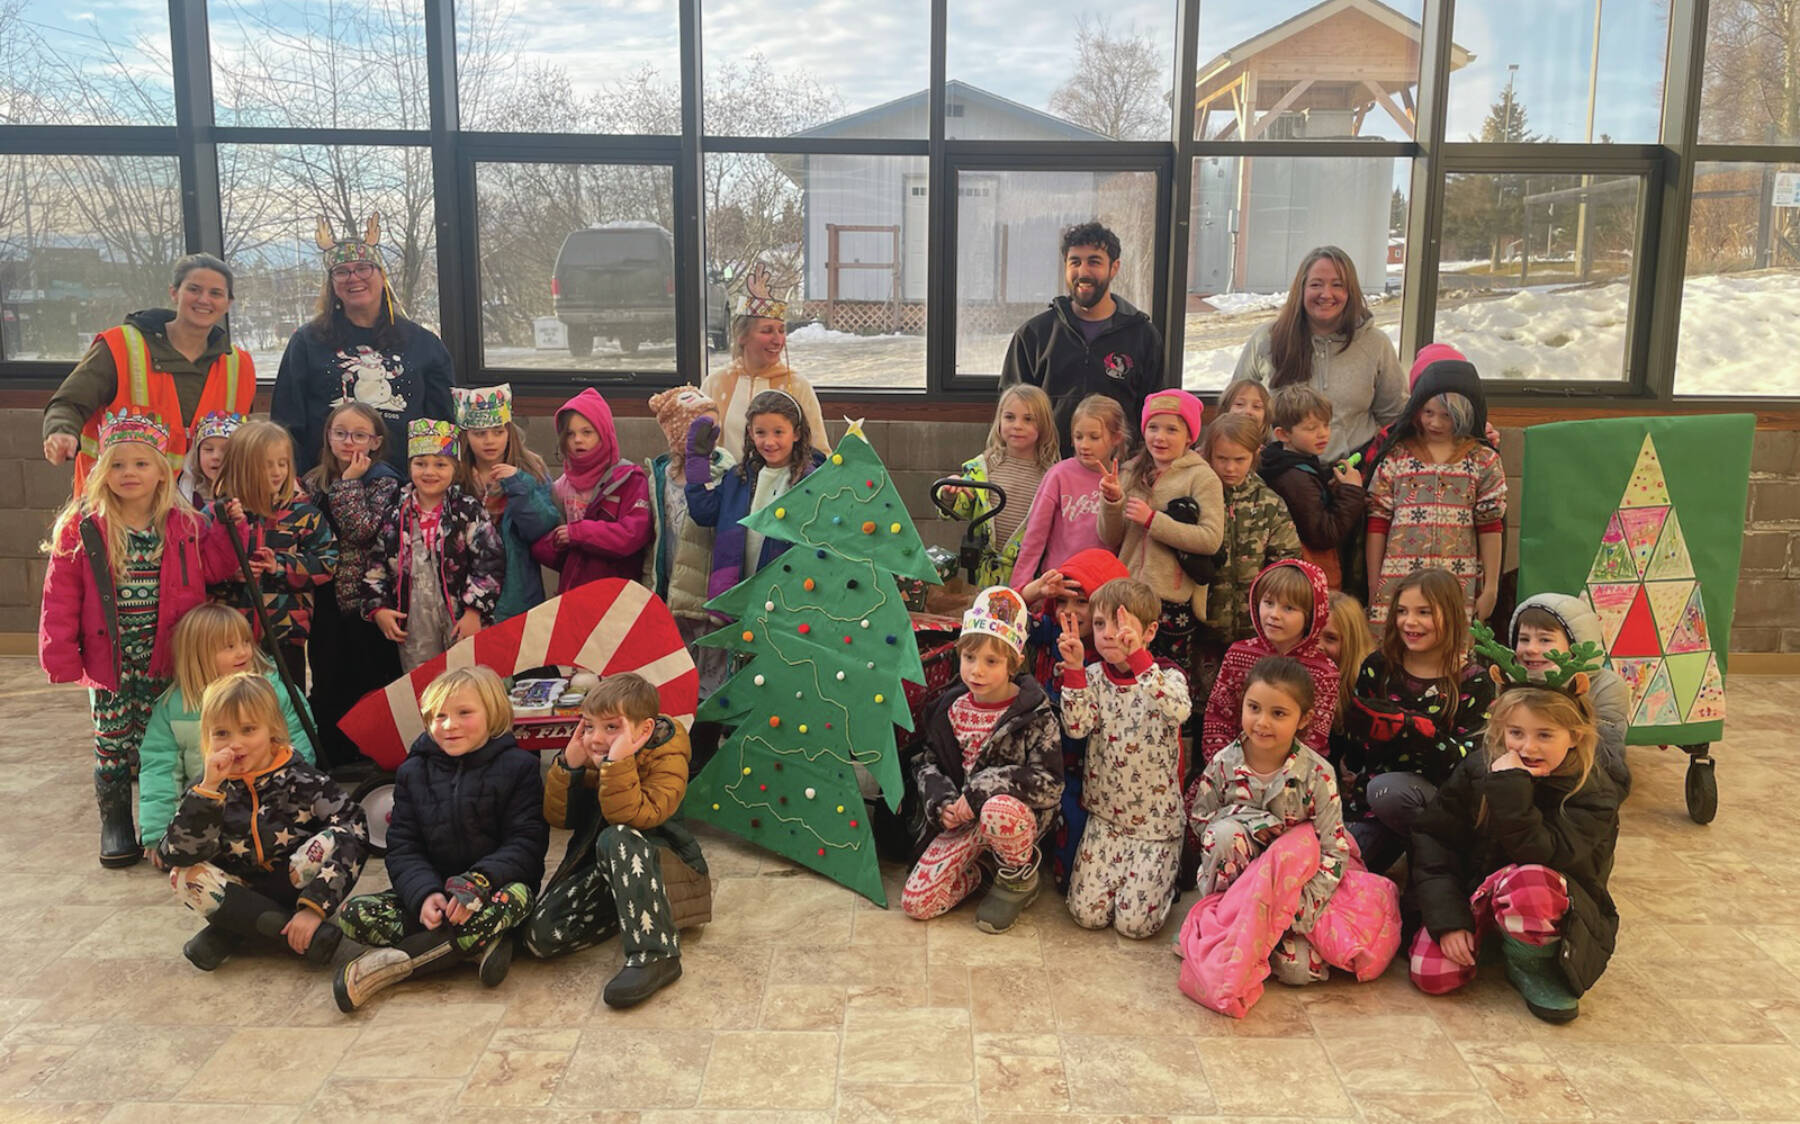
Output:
[{"xmin": 1408, "ymin": 631, "xmax": 1619, "ymax": 1025}]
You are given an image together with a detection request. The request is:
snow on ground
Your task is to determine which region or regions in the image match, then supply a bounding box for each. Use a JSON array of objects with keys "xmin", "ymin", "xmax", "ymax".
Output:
[{"xmin": 1671, "ymin": 272, "xmax": 1800, "ymax": 396}]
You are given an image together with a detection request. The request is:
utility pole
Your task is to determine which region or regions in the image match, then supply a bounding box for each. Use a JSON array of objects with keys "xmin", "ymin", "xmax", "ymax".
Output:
[
  {"xmin": 1495, "ymin": 64, "xmax": 1519, "ymax": 272},
  {"xmin": 1574, "ymin": 0, "xmax": 1602, "ymax": 282}
]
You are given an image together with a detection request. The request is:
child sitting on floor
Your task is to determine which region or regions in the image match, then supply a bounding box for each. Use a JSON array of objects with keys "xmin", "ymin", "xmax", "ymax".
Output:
[
  {"xmin": 906, "ymin": 586, "xmax": 1063, "ymax": 934},
  {"xmin": 332, "ymin": 666, "xmax": 548, "ymax": 1011},
  {"xmin": 524, "ymin": 673, "xmax": 711, "ymax": 1009},
  {"xmin": 157, "ymin": 673, "xmax": 367, "ymax": 972},
  {"xmin": 1061, "ymin": 577, "xmax": 1191, "ymax": 939}
]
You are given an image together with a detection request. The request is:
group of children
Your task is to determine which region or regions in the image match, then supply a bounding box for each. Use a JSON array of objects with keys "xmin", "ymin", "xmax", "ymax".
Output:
[{"xmin": 38, "ymin": 355, "xmax": 1628, "ymax": 1022}]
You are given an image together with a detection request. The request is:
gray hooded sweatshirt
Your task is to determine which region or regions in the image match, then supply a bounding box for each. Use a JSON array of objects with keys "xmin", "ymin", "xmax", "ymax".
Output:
[{"xmin": 1509, "ymin": 593, "xmax": 1632, "ymax": 794}]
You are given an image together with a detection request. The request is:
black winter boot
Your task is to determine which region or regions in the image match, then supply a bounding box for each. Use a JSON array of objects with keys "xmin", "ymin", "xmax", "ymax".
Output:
[
  {"xmin": 183, "ymin": 923, "xmax": 242, "ymax": 972},
  {"xmin": 95, "ymin": 774, "xmax": 140, "ymax": 869},
  {"xmin": 603, "ymin": 955, "xmax": 683, "ymax": 1009}
]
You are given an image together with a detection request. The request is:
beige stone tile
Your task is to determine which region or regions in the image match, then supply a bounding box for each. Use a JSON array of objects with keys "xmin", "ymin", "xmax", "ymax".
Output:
[
  {"xmin": 1684, "ymin": 1043, "xmax": 1800, "ymax": 1119},
  {"xmin": 180, "ymin": 1026, "xmax": 360, "ymax": 1103},
  {"xmin": 33, "ymin": 1023, "xmax": 231, "ymax": 1102},
  {"xmin": 704, "ymin": 876, "xmax": 855, "ymax": 947},
  {"xmin": 496, "ymin": 952, "xmax": 615, "ymax": 1028},
  {"xmin": 556, "ymin": 1028, "xmax": 711, "ymax": 1109},
  {"xmin": 304, "ymin": 1077, "xmax": 465, "ymax": 1124},
  {"xmin": 973, "ymin": 1052, "xmax": 1070, "ymax": 1113},
  {"xmin": 443, "ymin": 1111, "xmax": 637, "ymax": 1124},
  {"xmin": 967, "ymin": 964, "xmax": 1058, "ymax": 1035},
  {"xmin": 776, "ymin": 944, "xmax": 928, "ymax": 992},
  {"xmin": 0, "ymin": 1103, "xmax": 111, "ymax": 1123},
  {"xmin": 1666, "ymin": 997, "xmax": 1792, "ymax": 1044},
  {"xmin": 760, "ymin": 985, "xmax": 846, "ymax": 1031},
  {"xmin": 1554, "ymin": 1043, "xmax": 1734, "ymax": 1120},
  {"xmin": 925, "ymin": 910, "xmax": 1047, "ymax": 968},
  {"xmin": 1317, "ymin": 1019, "xmax": 1480, "ymax": 1094},
  {"xmin": 1545, "ymin": 965, "xmax": 1697, "ymax": 1045},
  {"xmin": 334, "ymin": 1002, "xmax": 503, "ymax": 1080},
  {"xmin": 458, "ymin": 1036, "xmax": 579, "ymax": 1108},
  {"xmin": 0, "ymin": 999, "xmax": 41, "ymax": 1039},
  {"xmin": 1062, "ymin": 1034, "xmax": 1211, "ymax": 1115},
  {"xmin": 836, "ymin": 1082, "xmax": 978, "ymax": 1122},
  {"xmin": 8, "ymin": 905, "xmax": 119, "ymax": 948},
  {"xmin": 1195, "ymin": 1039, "xmax": 1353, "ymax": 1117},
  {"xmin": 1350, "ymin": 1092, "xmax": 1507, "ymax": 1123},
  {"xmin": 698, "ymin": 1030, "xmax": 839, "ymax": 1109},
  {"xmin": 100, "ymin": 1105, "xmax": 301, "ymax": 1124},
  {"xmin": 1048, "ymin": 957, "xmax": 1220, "ymax": 1038},
  {"xmin": 841, "ymin": 1006, "xmax": 971, "ymax": 1084},
  {"xmin": 1466, "ymin": 1060, "xmax": 1594, "ymax": 1120},
  {"xmin": 975, "ymin": 1032, "xmax": 1064, "ymax": 1057},
  {"xmin": 640, "ymin": 1113, "xmax": 828, "ymax": 1124},
  {"xmin": 849, "ymin": 902, "xmax": 928, "ymax": 947},
  {"xmin": 64, "ymin": 905, "xmax": 206, "ymax": 960},
  {"xmin": 0, "ymin": 1041, "xmax": 81, "ymax": 1099},
  {"xmin": 21, "ymin": 953, "xmax": 314, "ymax": 1027}
]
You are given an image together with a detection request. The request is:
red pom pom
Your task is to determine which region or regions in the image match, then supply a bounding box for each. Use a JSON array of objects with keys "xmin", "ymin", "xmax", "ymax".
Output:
[{"xmin": 797, "ymin": 623, "xmax": 811, "ymax": 635}]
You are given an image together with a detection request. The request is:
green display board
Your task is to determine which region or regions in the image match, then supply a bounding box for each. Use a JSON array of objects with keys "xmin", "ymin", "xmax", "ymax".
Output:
[
  {"xmin": 680, "ymin": 423, "xmax": 940, "ymax": 906},
  {"xmin": 1518, "ymin": 415, "xmax": 1754, "ymax": 746}
]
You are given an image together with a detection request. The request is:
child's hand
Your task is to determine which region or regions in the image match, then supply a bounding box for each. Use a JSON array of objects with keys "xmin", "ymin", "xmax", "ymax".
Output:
[
  {"xmin": 552, "ymin": 525, "xmax": 571, "ymax": 548},
  {"xmin": 1123, "ymin": 497, "xmax": 1154, "ymax": 527},
  {"xmin": 341, "ymin": 450, "xmax": 371, "ymax": 482},
  {"xmin": 607, "ymin": 724, "xmax": 653, "ymax": 762},
  {"xmin": 1099, "ymin": 458, "xmax": 1123, "ymax": 503},
  {"xmin": 43, "ymin": 433, "xmax": 77, "ymax": 465},
  {"xmin": 1110, "ymin": 606, "xmax": 1145, "ymax": 656},
  {"xmin": 1475, "ymin": 584, "xmax": 1498, "ymax": 623},
  {"xmin": 1038, "ymin": 570, "xmax": 1067, "ymax": 602},
  {"xmin": 282, "ymin": 909, "xmax": 324, "ymax": 955},
  {"xmin": 940, "ymin": 795, "xmax": 973, "ymax": 830},
  {"xmin": 1491, "ymin": 749, "xmax": 1526, "ymax": 773},
  {"xmin": 452, "ymin": 609, "xmax": 483, "ymax": 643},
  {"xmin": 419, "ymin": 892, "xmax": 450, "ymax": 930},
  {"xmin": 489, "ymin": 463, "xmax": 517, "ymax": 481},
  {"xmin": 1440, "ymin": 929, "xmax": 1478, "ymax": 967},
  {"xmin": 200, "ymin": 745, "xmax": 236, "ymax": 790},
  {"xmin": 1056, "ymin": 609, "xmax": 1085, "ymax": 668},
  {"xmin": 374, "ymin": 608, "xmax": 408, "ymax": 643},
  {"xmin": 144, "ymin": 846, "xmax": 166, "ymax": 870},
  {"xmin": 225, "ymin": 498, "xmax": 248, "ymax": 528},
  {"xmin": 248, "ymin": 546, "xmax": 278, "ymax": 576},
  {"xmin": 1332, "ymin": 461, "xmax": 1363, "ymax": 488},
  {"xmin": 563, "ymin": 727, "xmax": 593, "ymax": 770}
]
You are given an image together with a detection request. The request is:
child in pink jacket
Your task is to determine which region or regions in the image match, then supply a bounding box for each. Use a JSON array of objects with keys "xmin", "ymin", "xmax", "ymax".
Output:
[{"xmin": 531, "ymin": 388, "xmax": 653, "ymax": 591}]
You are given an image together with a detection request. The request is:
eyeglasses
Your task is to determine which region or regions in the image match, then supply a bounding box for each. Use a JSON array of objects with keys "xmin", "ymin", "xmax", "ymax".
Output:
[
  {"xmin": 329, "ymin": 430, "xmax": 377, "ymax": 446},
  {"xmin": 329, "ymin": 262, "xmax": 379, "ymax": 280}
]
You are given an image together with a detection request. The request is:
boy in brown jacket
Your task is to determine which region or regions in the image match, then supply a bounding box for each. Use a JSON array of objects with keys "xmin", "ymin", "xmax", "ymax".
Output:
[{"xmin": 522, "ymin": 673, "xmax": 711, "ymax": 1008}]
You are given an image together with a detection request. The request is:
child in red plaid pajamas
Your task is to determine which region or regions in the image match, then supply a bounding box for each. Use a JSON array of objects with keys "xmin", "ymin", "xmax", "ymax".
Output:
[{"xmin": 1408, "ymin": 682, "xmax": 1620, "ymax": 1023}]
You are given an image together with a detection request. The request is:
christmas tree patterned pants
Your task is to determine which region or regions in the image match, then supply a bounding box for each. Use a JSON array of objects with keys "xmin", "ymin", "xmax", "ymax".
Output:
[
  {"xmin": 1067, "ymin": 816, "xmax": 1182, "ymax": 939},
  {"xmin": 334, "ymin": 883, "xmax": 533, "ymax": 955},
  {"xmin": 901, "ymin": 794, "xmax": 1044, "ymax": 921},
  {"xmin": 523, "ymin": 825, "xmax": 680, "ymax": 966}
]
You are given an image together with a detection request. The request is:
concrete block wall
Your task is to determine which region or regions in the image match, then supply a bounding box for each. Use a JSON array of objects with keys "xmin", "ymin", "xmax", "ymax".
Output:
[{"xmin": 6, "ymin": 405, "xmax": 1798, "ymax": 654}]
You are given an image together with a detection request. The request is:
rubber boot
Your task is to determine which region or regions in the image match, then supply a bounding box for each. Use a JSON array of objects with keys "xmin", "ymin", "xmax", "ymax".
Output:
[
  {"xmin": 603, "ymin": 956, "xmax": 683, "ymax": 1009},
  {"xmin": 183, "ymin": 923, "xmax": 242, "ymax": 972},
  {"xmin": 1499, "ymin": 933, "xmax": 1581, "ymax": 1023},
  {"xmin": 976, "ymin": 866, "xmax": 1039, "ymax": 935},
  {"xmin": 95, "ymin": 773, "xmax": 140, "ymax": 869},
  {"xmin": 476, "ymin": 932, "xmax": 515, "ymax": 988},
  {"xmin": 334, "ymin": 928, "xmax": 462, "ymax": 1013}
]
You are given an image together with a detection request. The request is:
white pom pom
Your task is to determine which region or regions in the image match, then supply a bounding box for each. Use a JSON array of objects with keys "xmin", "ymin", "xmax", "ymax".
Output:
[
  {"xmin": 753, "ymin": 675, "xmax": 766, "ymax": 687},
  {"xmin": 804, "ymin": 787, "xmax": 817, "ymax": 799}
]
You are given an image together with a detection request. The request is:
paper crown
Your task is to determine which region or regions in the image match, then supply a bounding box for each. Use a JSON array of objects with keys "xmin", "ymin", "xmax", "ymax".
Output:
[
  {"xmin": 191, "ymin": 411, "xmax": 245, "ymax": 445},
  {"xmin": 99, "ymin": 409, "xmax": 171, "ymax": 455},
  {"xmin": 1471, "ymin": 620, "xmax": 1602, "ymax": 700},
  {"xmin": 734, "ymin": 262, "xmax": 789, "ymax": 321},
  {"xmin": 453, "ymin": 383, "xmax": 513, "ymax": 430},
  {"xmin": 316, "ymin": 213, "xmax": 385, "ymax": 270},
  {"xmin": 963, "ymin": 585, "xmax": 1029, "ymax": 656},
  {"xmin": 407, "ymin": 418, "xmax": 460, "ymax": 460}
]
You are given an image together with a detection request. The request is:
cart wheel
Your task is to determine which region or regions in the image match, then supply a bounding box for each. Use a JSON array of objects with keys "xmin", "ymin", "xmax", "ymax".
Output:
[
  {"xmin": 1683, "ymin": 750, "xmax": 1717, "ymax": 826},
  {"xmin": 351, "ymin": 774, "xmax": 397, "ymax": 856}
]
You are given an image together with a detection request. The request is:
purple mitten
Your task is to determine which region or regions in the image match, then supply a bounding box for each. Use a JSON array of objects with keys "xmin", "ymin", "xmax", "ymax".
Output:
[{"xmin": 684, "ymin": 417, "xmax": 719, "ymax": 485}]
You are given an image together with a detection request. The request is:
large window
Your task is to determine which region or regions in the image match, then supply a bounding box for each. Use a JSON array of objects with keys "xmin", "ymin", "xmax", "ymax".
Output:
[
  {"xmin": 1, "ymin": 1, "xmax": 174, "ymax": 126},
  {"xmin": 219, "ymin": 144, "xmax": 439, "ymax": 349},
  {"xmin": 1182, "ymin": 156, "xmax": 1408, "ymax": 390},
  {"xmin": 209, "ymin": 0, "xmax": 431, "ymax": 130},
  {"xmin": 0, "ymin": 156, "xmax": 184, "ymax": 361},
  {"xmin": 1436, "ymin": 170, "xmax": 1642, "ymax": 382},
  {"xmin": 954, "ymin": 169, "xmax": 1159, "ymax": 377},
  {"xmin": 456, "ymin": 1, "xmax": 680, "ymax": 134},
  {"xmin": 1675, "ymin": 162, "xmax": 1800, "ymax": 397},
  {"xmin": 1698, "ymin": 0, "xmax": 1800, "ymax": 146}
]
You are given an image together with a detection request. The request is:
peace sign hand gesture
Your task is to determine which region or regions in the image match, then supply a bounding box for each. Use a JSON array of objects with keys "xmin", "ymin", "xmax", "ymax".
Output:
[{"xmin": 1099, "ymin": 458, "xmax": 1123, "ymax": 503}]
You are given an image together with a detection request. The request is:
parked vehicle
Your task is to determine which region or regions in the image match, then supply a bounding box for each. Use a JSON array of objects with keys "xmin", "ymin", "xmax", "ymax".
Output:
[{"xmin": 551, "ymin": 222, "xmax": 728, "ymax": 356}]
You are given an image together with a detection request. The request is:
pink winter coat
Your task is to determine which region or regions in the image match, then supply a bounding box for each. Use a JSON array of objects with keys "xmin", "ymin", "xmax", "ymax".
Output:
[
  {"xmin": 39, "ymin": 508, "xmax": 230, "ymax": 691},
  {"xmin": 531, "ymin": 389, "xmax": 653, "ymax": 592},
  {"xmin": 1177, "ymin": 826, "xmax": 1401, "ymax": 1018}
]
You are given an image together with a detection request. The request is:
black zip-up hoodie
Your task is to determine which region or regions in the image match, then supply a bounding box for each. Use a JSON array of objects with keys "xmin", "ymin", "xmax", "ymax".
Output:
[{"xmin": 1000, "ymin": 295, "xmax": 1164, "ymax": 456}]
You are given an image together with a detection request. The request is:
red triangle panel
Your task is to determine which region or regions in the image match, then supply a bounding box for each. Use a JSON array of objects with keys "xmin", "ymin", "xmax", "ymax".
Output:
[{"xmin": 1609, "ymin": 585, "xmax": 1663, "ymax": 658}]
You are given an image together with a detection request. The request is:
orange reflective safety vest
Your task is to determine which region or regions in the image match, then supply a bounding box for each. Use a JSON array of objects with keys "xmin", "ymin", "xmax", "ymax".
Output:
[{"xmin": 73, "ymin": 324, "xmax": 256, "ymax": 493}]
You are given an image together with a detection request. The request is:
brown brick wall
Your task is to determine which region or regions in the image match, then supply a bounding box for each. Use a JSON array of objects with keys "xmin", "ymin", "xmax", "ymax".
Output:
[{"xmin": 6, "ymin": 406, "xmax": 1797, "ymax": 653}]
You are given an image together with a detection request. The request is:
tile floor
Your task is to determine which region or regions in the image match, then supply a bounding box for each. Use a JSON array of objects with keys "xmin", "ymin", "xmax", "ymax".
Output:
[{"xmin": 1, "ymin": 656, "xmax": 1797, "ymax": 1122}]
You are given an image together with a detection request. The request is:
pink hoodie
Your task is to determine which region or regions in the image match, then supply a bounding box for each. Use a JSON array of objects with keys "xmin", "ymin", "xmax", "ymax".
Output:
[{"xmin": 530, "ymin": 388, "xmax": 652, "ymax": 591}]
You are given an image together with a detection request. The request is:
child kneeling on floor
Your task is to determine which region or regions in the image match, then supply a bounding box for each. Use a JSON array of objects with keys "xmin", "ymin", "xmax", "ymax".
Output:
[
  {"xmin": 333, "ymin": 666, "xmax": 548, "ymax": 1012},
  {"xmin": 905, "ymin": 586, "xmax": 1063, "ymax": 934},
  {"xmin": 1409, "ymin": 671, "xmax": 1620, "ymax": 1024},
  {"xmin": 523, "ymin": 672, "xmax": 712, "ymax": 1009},
  {"xmin": 158, "ymin": 673, "xmax": 368, "ymax": 972},
  {"xmin": 1061, "ymin": 577, "xmax": 1191, "ymax": 939}
]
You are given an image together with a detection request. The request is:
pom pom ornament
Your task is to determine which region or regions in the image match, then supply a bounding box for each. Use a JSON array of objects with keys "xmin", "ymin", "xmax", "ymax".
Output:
[{"xmin": 682, "ymin": 423, "xmax": 938, "ymax": 905}]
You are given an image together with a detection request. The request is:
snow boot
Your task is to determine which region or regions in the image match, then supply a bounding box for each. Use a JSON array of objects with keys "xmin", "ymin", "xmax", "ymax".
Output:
[
  {"xmin": 1499, "ymin": 933, "xmax": 1580, "ymax": 1023},
  {"xmin": 95, "ymin": 774, "xmax": 140, "ymax": 869},
  {"xmin": 603, "ymin": 956, "xmax": 683, "ymax": 1009},
  {"xmin": 476, "ymin": 933, "xmax": 515, "ymax": 988},
  {"xmin": 334, "ymin": 928, "xmax": 462, "ymax": 1013},
  {"xmin": 182, "ymin": 923, "xmax": 242, "ymax": 972},
  {"xmin": 976, "ymin": 866, "xmax": 1039, "ymax": 935}
]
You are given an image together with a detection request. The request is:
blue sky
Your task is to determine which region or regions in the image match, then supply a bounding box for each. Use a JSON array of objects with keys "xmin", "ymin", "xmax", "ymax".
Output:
[{"xmin": 27, "ymin": 0, "xmax": 1672, "ymax": 141}]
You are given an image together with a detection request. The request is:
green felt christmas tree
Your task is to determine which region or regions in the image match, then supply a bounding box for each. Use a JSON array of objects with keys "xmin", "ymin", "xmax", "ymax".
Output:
[{"xmin": 680, "ymin": 422, "xmax": 941, "ymax": 905}]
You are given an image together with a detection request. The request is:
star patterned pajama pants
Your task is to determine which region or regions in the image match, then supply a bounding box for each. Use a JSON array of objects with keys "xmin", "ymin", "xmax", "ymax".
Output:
[
  {"xmin": 1409, "ymin": 863, "xmax": 1570, "ymax": 995},
  {"xmin": 335, "ymin": 883, "xmax": 534, "ymax": 955},
  {"xmin": 1067, "ymin": 816, "xmax": 1182, "ymax": 939},
  {"xmin": 901, "ymin": 794, "xmax": 1043, "ymax": 920},
  {"xmin": 523, "ymin": 825, "xmax": 680, "ymax": 966}
]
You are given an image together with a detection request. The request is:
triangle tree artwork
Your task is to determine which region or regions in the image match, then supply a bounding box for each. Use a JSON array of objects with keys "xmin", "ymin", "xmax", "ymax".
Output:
[
  {"xmin": 681, "ymin": 421, "xmax": 941, "ymax": 906},
  {"xmin": 1580, "ymin": 435, "xmax": 1726, "ymax": 731}
]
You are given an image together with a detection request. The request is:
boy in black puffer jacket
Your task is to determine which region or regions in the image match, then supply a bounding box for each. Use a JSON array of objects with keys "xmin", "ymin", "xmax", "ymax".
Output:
[{"xmin": 333, "ymin": 667, "xmax": 548, "ymax": 1012}]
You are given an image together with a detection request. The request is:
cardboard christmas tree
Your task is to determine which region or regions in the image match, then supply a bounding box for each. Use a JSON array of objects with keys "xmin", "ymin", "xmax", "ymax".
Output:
[
  {"xmin": 681, "ymin": 422, "xmax": 940, "ymax": 905},
  {"xmin": 1580, "ymin": 435, "xmax": 1725, "ymax": 730}
]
